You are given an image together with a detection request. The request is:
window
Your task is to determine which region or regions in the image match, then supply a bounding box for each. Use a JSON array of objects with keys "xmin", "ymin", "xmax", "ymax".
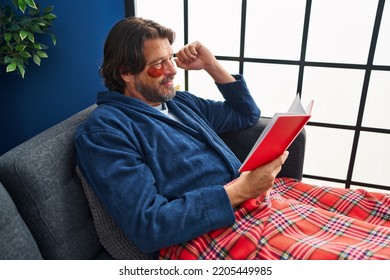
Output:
[{"xmin": 133, "ymin": 0, "xmax": 390, "ymax": 193}]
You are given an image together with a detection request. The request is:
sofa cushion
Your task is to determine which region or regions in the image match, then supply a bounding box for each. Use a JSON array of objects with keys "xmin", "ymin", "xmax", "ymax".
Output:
[
  {"xmin": 0, "ymin": 181, "xmax": 43, "ymax": 260},
  {"xmin": 0, "ymin": 105, "xmax": 106, "ymax": 259},
  {"xmin": 76, "ymin": 167, "xmax": 149, "ymax": 259}
]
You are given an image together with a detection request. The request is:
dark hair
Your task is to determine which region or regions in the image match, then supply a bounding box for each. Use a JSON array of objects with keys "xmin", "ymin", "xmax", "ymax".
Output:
[{"xmin": 100, "ymin": 17, "xmax": 176, "ymax": 93}]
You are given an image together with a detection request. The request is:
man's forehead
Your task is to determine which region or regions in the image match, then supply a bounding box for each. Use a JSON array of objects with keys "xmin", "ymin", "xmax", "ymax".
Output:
[{"xmin": 143, "ymin": 38, "xmax": 173, "ymax": 62}]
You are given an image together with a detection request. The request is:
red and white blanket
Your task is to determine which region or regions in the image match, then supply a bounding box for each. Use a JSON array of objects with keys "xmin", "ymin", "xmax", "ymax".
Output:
[{"xmin": 159, "ymin": 178, "xmax": 390, "ymax": 260}]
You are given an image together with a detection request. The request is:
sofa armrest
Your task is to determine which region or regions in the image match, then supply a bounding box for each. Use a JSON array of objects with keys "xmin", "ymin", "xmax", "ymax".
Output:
[
  {"xmin": 0, "ymin": 181, "xmax": 43, "ymax": 260},
  {"xmin": 218, "ymin": 118, "xmax": 306, "ymax": 180},
  {"xmin": 0, "ymin": 105, "xmax": 106, "ymax": 259}
]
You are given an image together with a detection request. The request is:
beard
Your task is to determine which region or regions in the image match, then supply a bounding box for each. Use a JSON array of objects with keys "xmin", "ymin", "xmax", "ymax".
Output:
[{"xmin": 134, "ymin": 76, "xmax": 176, "ymax": 103}]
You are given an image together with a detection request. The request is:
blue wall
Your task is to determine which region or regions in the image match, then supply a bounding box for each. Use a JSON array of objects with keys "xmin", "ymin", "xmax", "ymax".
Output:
[{"xmin": 0, "ymin": 0, "xmax": 125, "ymax": 155}]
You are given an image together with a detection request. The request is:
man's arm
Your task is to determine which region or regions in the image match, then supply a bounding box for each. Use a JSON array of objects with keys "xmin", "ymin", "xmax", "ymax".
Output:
[{"xmin": 174, "ymin": 41, "xmax": 260, "ymax": 133}]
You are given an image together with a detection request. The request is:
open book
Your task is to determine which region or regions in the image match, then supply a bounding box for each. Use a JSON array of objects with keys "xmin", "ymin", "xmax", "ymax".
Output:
[{"xmin": 239, "ymin": 95, "xmax": 314, "ymax": 172}]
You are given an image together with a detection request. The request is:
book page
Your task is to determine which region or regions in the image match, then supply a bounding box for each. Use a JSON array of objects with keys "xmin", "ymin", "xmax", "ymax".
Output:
[{"xmin": 288, "ymin": 94, "xmax": 314, "ymax": 114}]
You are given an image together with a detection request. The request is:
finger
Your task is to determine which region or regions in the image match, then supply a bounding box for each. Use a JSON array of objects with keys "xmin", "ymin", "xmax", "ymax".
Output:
[
  {"xmin": 252, "ymin": 152, "xmax": 287, "ymax": 177},
  {"xmin": 263, "ymin": 151, "xmax": 289, "ymax": 169},
  {"xmin": 174, "ymin": 58, "xmax": 183, "ymax": 68},
  {"xmin": 174, "ymin": 58, "xmax": 189, "ymax": 70},
  {"xmin": 175, "ymin": 50, "xmax": 194, "ymax": 65},
  {"xmin": 187, "ymin": 43, "xmax": 199, "ymax": 56},
  {"xmin": 280, "ymin": 151, "xmax": 289, "ymax": 164},
  {"xmin": 182, "ymin": 45, "xmax": 198, "ymax": 61},
  {"xmin": 271, "ymin": 151, "xmax": 289, "ymax": 176},
  {"xmin": 175, "ymin": 49, "xmax": 187, "ymax": 63}
]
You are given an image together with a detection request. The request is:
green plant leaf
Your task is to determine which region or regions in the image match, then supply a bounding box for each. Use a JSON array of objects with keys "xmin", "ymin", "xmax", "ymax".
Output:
[
  {"xmin": 4, "ymin": 56, "xmax": 13, "ymax": 64},
  {"xmin": 19, "ymin": 30, "xmax": 28, "ymax": 41},
  {"xmin": 6, "ymin": 63, "xmax": 17, "ymax": 72},
  {"xmin": 28, "ymin": 6, "xmax": 39, "ymax": 16},
  {"xmin": 24, "ymin": 0, "xmax": 37, "ymax": 9},
  {"xmin": 33, "ymin": 54, "xmax": 41, "ymax": 65},
  {"xmin": 17, "ymin": 0, "xmax": 27, "ymax": 13},
  {"xmin": 40, "ymin": 43, "xmax": 49, "ymax": 50},
  {"xmin": 33, "ymin": 43, "xmax": 42, "ymax": 49},
  {"xmin": 31, "ymin": 23, "xmax": 43, "ymax": 33},
  {"xmin": 44, "ymin": 13, "xmax": 57, "ymax": 20},
  {"xmin": 4, "ymin": 33, "xmax": 12, "ymax": 43},
  {"xmin": 12, "ymin": 33, "xmax": 21, "ymax": 43},
  {"xmin": 17, "ymin": 64, "xmax": 26, "ymax": 78},
  {"xmin": 36, "ymin": 50, "xmax": 48, "ymax": 58},
  {"xmin": 15, "ymin": 44, "xmax": 27, "ymax": 51},
  {"xmin": 20, "ymin": 51, "xmax": 31, "ymax": 58},
  {"xmin": 51, "ymin": 34, "xmax": 56, "ymax": 45},
  {"xmin": 43, "ymin": 6, "xmax": 54, "ymax": 13},
  {"xmin": 27, "ymin": 32, "xmax": 35, "ymax": 43}
]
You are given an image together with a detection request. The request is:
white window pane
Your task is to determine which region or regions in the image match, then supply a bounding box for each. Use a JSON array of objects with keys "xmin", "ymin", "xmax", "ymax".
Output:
[
  {"xmin": 363, "ymin": 71, "xmax": 390, "ymax": 129},
  {"xmin": 306, "ymin": 0, "xmax": 378, "ymax": 64},
  {"xmin": 245, "ymin": 0, "xmax": 306, "ymax": 60},
  {"xmin": 188, "ymin": 0, "xmax": 241, "ymax": 56},
  {"xmin": 187, "ymin": 61, "xmax": 239, "ymax": 101},
  {"xmin": 374, "ymin": 0, "xmax": 390, "ymax": 65},
  {"xmin": 353, "ymin": 132, "xmax": 390, "ymax": 186},
  {"xmin": 303, "ymin": 126, "xmax": 354, "ymax": 180},
  {"xmin": 243, "ymin": 63, "xmax": 299, "ymax": 118},
  {"xmin": 135, "ymin": 0, "xmax": 185, "ymax": 51},
  {"xmin": 302, "ymin": 178, "xmax": 346, "ymax": 189},
  {"xmin": 301, "ymin": 67, "xmax": 365, "ymax": 125},
  {"xmin": 173, "ymin": 70, "xmax": 185, "ymax": 92}
]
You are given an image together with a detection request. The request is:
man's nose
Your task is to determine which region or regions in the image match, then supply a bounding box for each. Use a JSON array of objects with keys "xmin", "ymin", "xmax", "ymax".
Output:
[{"xmin": 164, "ymin": 59, "xmax": 177, "ymax": 75}]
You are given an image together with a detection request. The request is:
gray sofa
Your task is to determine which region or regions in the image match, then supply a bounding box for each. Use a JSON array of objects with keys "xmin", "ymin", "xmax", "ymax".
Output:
[{"xmin": 0, "ymin": 105, "xmax": 306, "ymax": 260}]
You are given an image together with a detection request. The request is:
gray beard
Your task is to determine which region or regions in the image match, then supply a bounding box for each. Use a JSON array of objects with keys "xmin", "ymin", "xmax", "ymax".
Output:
[{"xmin": 135, "ymin": 77, "xmax": 176, "ymax": 103}]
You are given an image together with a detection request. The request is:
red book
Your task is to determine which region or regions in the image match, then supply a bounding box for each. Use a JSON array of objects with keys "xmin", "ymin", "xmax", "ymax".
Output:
[{"xmin": 239, "ymin": 95, "xmax": 314, "ymax": 172}]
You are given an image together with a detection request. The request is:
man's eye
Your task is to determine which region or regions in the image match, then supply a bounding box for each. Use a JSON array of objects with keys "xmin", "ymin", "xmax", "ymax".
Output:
[{"xmin": 152, "ymin": 62, "xmax": 163, "ymax": 68}]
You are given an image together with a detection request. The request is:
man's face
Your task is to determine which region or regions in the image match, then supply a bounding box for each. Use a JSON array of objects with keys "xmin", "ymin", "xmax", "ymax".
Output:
[{"xmin": 122, "ymin": 38, "xmax": 177, "ymax": 105}]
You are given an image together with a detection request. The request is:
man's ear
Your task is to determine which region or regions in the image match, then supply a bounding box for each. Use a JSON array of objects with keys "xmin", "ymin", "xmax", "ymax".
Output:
[{"xmin": 121, "ymin": 72, "xmax": 134, "ymax": 84}]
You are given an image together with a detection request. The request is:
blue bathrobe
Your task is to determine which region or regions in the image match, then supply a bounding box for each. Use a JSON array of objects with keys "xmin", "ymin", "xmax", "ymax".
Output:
[{"xmin": 75, "ymin": 75, "xmax": 260, "ymax": 256}]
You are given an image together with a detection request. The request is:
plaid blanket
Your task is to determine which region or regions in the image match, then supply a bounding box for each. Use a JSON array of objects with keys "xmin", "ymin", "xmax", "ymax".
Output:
[{"xmin": 159, "ymin": 178, "xmax": 390, "ymax": 260}]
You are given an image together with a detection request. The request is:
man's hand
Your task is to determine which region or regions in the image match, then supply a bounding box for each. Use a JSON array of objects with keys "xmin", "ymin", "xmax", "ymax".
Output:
[
  {"xmin": 225, "ymin": 151, "xmax": 289, "ymax": 208},
  {"xmin": 175, "ymin": 41, "xmax": 235, "ymax": 84},
  {"xmin": 175, "ymin": 41, "xmax": 216, "ymax": 71}
]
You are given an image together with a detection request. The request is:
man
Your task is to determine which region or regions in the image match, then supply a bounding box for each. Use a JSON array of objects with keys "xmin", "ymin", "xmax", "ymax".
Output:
[{"xmin": 75, "ymin": 17, "xmax": 390, "ymax": 260}]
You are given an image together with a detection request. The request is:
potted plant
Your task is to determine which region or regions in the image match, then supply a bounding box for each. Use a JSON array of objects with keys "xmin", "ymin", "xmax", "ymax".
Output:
[{"xmin": 0, "ymin": 0, "xmax": 56, "ymax": 78}]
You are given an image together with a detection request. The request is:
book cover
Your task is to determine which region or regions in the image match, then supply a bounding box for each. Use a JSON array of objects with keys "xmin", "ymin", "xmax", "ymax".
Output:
[{"xmin": 239, "ymin": 95, "xmax": 314, "ymax": 172}]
